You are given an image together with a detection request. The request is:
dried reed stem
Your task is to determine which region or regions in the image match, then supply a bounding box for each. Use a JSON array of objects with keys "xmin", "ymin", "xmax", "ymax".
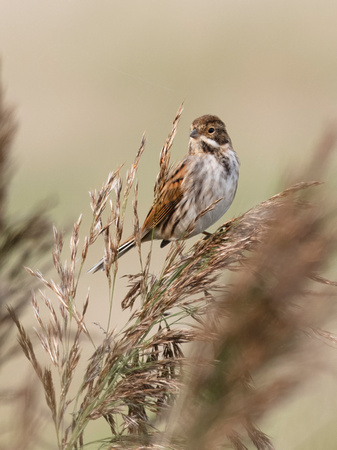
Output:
[{"xmin": 10, "ymin": 106, "xmax": 337, "ymax": 450}]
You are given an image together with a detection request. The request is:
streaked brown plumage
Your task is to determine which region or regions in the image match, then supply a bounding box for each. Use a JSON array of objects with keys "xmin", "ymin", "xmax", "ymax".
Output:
[{"xmin": 89, "ymin": 115, "xmax": 239, "ymax": 273}]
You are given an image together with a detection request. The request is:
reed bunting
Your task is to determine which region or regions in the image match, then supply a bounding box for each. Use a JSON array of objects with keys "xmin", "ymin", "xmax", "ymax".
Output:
[{"xmin": 89, "ymin": 115, "xmax": 239, "ymax": 273}]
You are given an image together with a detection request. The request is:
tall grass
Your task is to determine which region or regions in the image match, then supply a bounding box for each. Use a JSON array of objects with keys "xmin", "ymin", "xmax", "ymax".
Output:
[
  {"xmin": 6, "ymin": 98, "xmax": 337, "ymax": 449},
  {"xmin": 0, "ymin": 81, "xmax": 51, "ymax": 449}
]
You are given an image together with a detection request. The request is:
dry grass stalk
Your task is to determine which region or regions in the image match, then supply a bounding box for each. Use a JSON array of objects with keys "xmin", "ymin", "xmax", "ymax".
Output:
[
  {"xmin": 163, "ymin": 183, "xmax": 335, "ymax": 450},
  {"xmin": 0, "ymin": 78, "xmax": 53, "ymax": 449},
  {"xmin": 154, "ymin": 103, "xmax": 184, "ymax": 198},
  {"xmin": 0, "ymin": 84, "xmax": 16, "ymax": 228},
  {"xmin": 9, "ymin": 105, "xmax": 337, "ymax": 449}
]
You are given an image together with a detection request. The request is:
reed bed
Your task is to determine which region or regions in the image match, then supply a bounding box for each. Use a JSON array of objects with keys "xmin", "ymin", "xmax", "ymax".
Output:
[
  {"xmin": 4, "ymin": 98, "xmax": 337, "ymax": 449},
  {"xmin": 0, "ymin": 82, "xmax": 51, "ymax": 449}
]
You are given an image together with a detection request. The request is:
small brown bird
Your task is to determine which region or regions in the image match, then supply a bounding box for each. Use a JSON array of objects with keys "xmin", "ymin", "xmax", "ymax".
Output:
[{"xmin": 89, "ymin": 115, "xmax": 239, "ymax": 273}]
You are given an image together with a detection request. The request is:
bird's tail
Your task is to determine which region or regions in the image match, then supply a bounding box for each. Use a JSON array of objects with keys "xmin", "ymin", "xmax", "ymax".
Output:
[
  {"xmin": 117, "ymin": 237, "xmax": 137, "ymax": 258},
  {"xmin": 88, "ymin": 237, "xmax": 136, "ymax": 273}
]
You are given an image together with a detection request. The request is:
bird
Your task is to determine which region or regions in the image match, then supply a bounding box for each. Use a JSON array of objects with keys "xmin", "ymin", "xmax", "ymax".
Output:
[{"xmin": 89, "ymin": 114, "xmax": 239, "ymax": 273}]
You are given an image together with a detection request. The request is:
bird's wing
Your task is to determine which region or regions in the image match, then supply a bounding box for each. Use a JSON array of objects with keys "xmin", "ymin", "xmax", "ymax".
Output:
[{"xmin": 142, "ymin": 161, "xmax": 187, "ymax": 232}]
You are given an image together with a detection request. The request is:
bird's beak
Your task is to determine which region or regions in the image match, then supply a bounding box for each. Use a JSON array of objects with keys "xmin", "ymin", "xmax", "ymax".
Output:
[{"xmin": 190, "ymin": 128, "xmax": 199, "ymax": 139}]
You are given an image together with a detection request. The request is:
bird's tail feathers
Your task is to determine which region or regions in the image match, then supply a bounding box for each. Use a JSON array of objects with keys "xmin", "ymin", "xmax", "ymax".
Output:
[
  {"xmin": 117, "ymin": 237, "xmax": 136, "ymax": 258},
  {"xmin": 87, "ymin": 259, "xmax": 105, "ymax": 274},
  {"xmin": 88, "ymin": 237, "xmax": 136, "ymax": 273}
]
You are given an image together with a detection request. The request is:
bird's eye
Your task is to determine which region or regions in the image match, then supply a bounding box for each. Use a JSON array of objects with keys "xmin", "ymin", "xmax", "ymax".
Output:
[{"xmin": 208, "ymin": 127, "xmax": 215, "ymax": 133}]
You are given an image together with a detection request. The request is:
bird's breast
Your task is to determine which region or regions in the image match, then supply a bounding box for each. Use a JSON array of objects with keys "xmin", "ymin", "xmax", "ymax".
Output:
[{"xmin": 180, "ymin": 152, "xmax": 239, "ymax": 237}]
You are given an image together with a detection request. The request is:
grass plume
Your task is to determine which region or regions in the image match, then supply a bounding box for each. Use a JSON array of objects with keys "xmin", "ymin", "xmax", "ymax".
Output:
[
  {"xmin": 8, "ymin": 104, "xmax": 337, "ymax": 449},
  {"xmin": 0, "ymin": 78, "xmax": 51, "ymax": 449}
]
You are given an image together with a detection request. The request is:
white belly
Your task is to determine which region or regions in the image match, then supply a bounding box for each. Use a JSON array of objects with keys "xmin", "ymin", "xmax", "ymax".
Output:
[{"xmin": 173, "ymin": 152, "xmax": 239, "ymax": 239}]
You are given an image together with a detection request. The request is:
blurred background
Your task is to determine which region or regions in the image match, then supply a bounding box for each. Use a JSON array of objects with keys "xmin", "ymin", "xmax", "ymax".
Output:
[{"xmin": 1, "ymin": 0, "xmax": 337, "ymax": 448}]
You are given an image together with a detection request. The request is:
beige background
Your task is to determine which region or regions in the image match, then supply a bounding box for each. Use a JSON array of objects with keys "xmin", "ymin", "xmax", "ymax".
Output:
[{"xmin": 1, "ymin": 1, "xmax": 337, "ymax": 448}]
